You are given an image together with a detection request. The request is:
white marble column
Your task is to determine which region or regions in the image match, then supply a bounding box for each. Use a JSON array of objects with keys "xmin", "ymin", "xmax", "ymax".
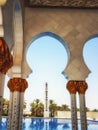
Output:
[
  {"xmin": 67, "ymin": 80, "xmax": 78, "ymax": 130},
  {"xmin": 77, "ymin": 81, "xmax": 88, "ymax": 130},
  {"xmin": 7, "ymin": 92, "xmax": 13, "ymax": 130},
  {"xmin": 79, "ymin": 94, "xmax": 87, "ymax": 130},
  {"xmin": 71, "ymin": 94, "xmax": 78, "ymax": 130},
  {"xmin": 19, "ymin": 92, "xmax": 24, "ymax": 130},
  {"xmin": 11, "ymin": 91, "xmax": 20, "ymax": 130},
  {"xmin": 7, "ymin": 78, "xmax": 28, "ymax": 130}
]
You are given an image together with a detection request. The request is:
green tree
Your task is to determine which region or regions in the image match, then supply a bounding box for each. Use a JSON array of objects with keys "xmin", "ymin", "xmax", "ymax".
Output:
[
  {"xmin": 57, "ymin": 105, "xmax": 62, "ymax": 111},
  {"xmin": 36, "ymin": 102, "xmax": 44, "ymax": 117},
  {"xmin": 2, "ymin": 98, "xmax": 9, "ymax": 116},
  {"xmin": 77, "ymin": 108, "xmax": 80, "ymax": 111},
  {"xmin": 30, "ymin": 102, "xmax": 36, "ymax": 116},
  {"xmin": 86, "ymin": 107, "xmax": 90, "ymax": 112},
  {"xmin": 92, "ymin": 109, "xmax": 98, "ymax": 112},
  {"xmin": 30, "ymin": 99, "xmax": 44, "ymax": 117},
  {"xmin": 49, "ymin": 99, "xmax": 57, "ymax": 117},
  {"xmin": 23, "ymin": 101, "xmax": 27, "ymax": 110},
  {"xmin": 61, "ymin": 104, "xmax": 70, "ymax": 111}
]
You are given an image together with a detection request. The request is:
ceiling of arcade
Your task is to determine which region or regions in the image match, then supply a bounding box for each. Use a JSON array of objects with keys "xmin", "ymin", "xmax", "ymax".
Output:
[
  {"xmin": 2, "ymin": 0, "xmax": 98, "ymax": 79},
  {"xmin": 25, "ymin": 0, "xmax": 98, "ymax": 8}
]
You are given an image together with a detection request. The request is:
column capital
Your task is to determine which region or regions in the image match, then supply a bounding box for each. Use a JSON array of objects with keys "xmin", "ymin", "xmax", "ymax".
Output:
[
  {"xmin": 66, "ymin": 80, "xmax": 77, "ymax": 94},
  {"xmin": 0, "ymin": 38, "xmax": 13, "ymax": 74},
  {"xmin": 77, "ymin": 81, "xmax": 88, "ymax": 94},
  {"xmin": 7, "ymin": 78, "xmax": 28, "ymax": 92}
]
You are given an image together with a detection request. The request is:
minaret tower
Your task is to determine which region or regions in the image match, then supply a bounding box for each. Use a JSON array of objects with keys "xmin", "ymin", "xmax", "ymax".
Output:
[{"xmin": 44, "ymin": 82, "xmax": 49, "ymax": 118}]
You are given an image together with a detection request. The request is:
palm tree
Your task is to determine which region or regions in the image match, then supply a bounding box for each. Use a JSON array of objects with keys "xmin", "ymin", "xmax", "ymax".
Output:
[
  {"xmin": 36, "ymin": 102, "xmax": 44, "ymax": 117},
  {"xmin": 30, "ymin": 99, "xmax": 44, "ymax": 117},
  {"xmin": 30, "ymin": 102, "xmax": 36, "ymax": 116},
  {"xmin": 35, "ymin": 99, "xmax": 40, "ymax": 105},
  {"xmin": 49, "ymin": 99, "xmax": 57, "ymax": 117},
  {"xmin": 92, "ymin": 109, "xmax": 98, "ymax": 112},
  {"xmin": 2, "ymin": 98, "xmax": 9, "ymax": 116},
  {"xmin": 23, "ymin": 101, "xmax": 27, "ymax": 110},
  {"xmin": 34, "ymin": 99, "xmax": 40, "ymax": 116},
  {"xmin": 61, "ymin": 104, "xmax": 70, "ymax": 111},
  {"xmin": 77, "ymin": 108, "xmax": 80, "ymax": 111},
  {"xmin": 86, "ymin": 107, "xmax": 90, "ymax": 112}
]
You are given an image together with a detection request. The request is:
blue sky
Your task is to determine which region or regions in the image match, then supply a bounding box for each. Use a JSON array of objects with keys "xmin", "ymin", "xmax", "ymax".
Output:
[
  {"xmin": 83, "ymin": 37, "xmax": 98, "ymax": 110},
  {"xmin": 4, "ymin": 36, "xmax": 98, "ymax": 110}
]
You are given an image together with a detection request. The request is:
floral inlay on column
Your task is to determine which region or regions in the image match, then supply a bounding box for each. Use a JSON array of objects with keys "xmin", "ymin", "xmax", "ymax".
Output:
[
  {"xmin": 77, "ymin": 81, "xmax": 88, "ymax": 130},
  {"xmin": 67, "ymin": 80, "xmax": 78, "ymax": 130}
]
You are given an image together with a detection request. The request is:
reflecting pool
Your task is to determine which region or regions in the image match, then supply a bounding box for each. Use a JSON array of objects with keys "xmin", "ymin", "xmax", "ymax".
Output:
[{"xmin": 0, "ymin": 118, "xmax": 98, "ymax": 130}]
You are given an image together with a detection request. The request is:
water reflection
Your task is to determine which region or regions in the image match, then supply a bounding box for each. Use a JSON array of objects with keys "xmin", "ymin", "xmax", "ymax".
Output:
[
  {"xmin": 23, "ymin": 118, "xmax": 70, "ymax": 130},
  {"xmin": 49, "ymin": 118, "xmax": 58, "ymax": 129},
  {"xmin": 62, "ymin": 123, "xmax": 70, "ymax": 129},
  {"xmin": 0, "ymin": 118, "xmax": 7, "ymax": 130},
  {"xmin": 44, "ymin": 119, "xmax": 49, "ymax": 130},
  {"xmin": 29, "ymin": 118, "xmax": 44, "ymax": 130},
  {"xmin": 1, "ymin": 118, "xmax": 98, "ymax": 130}
]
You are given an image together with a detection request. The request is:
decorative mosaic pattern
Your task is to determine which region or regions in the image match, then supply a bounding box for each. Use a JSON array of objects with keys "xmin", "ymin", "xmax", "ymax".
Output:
[
  {"xmin": 25, "ymin": 0, "xmax": 98, "ymax": 8},
  {"xmin": 7, "ymin": 78, "xmax": 27, "ymax": 130},
  {"xmin": 71, "ymin": 94, "xmax": 78, "ymax": 130},
  {"xmin": 79, "ymin": 94, "xmax": 87, "ymax": 130},
  {"xmin": 19, "ymin": 93, "xmax": 24, "ymax": 130},
  {"xmin": 7, "ymin": 93, "xmax": 13, "ymax": 130},
  {"xmin": 67, "ymin": 80, "xmax": 88, "ymax": 130},
  {"xmin": 11, "ymin": 93, "xmax": 20, "ymax": 130}
]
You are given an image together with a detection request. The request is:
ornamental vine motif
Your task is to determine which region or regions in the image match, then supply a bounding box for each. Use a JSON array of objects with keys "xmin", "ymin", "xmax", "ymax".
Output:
[
  {"xmin": 0, "ymin": 38, "xmax": 13, "ymax": 74},
  {"xmin": 66, "ymin": 80, "xmax": 77, "ymax": 94},
  {"xmin": 26, "ymin": 0, "xmax": 98, "ymax": 8},
  {"xmin": 67, "ymin": 80, "xmax": 88, "ymax": 94},
  {"xmin": 7, "ymin": 78, "xmax": 28, "ymax": 92}
]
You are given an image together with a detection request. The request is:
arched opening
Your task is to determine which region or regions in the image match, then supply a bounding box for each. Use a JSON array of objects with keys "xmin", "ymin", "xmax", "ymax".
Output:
[
  {"xmin": 83, "ymin": 36, "xmax": 98, "ymax": 110},
  {"xmin": 26, "ymin": 32, "xmax": 70, "ymax": 113}
]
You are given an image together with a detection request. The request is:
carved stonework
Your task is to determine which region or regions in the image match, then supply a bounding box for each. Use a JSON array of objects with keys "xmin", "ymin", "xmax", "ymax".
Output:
[
  {"xmin": 0, "ymin": 38, "xmax": 13, "ymax": 74},
  {"xmin": 77, "ymin": 81, "xmax": 88, "ymax": 94},
  {"xmin": 66, "ymin": 80, "xmax": 77, "ymax": 94},
  {"xmin": 67, "ymin": 80, "xmax": 88, "ymax": 94},
  {"xmin": 26, "ymin": 0, "xmax": 98, "ymax": 8},
  {"xmin": 7, "ymin": 78, "xmax": 28, "ymax": 92},
  {"xmin": 0, "ymin": 54, "xmax": 13, "ymax": 74}
]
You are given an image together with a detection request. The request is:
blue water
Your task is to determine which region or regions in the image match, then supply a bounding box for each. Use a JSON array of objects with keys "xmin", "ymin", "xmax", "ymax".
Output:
[{"xmin": 0, "ymin": 118, "xmax": 98, "ymax": 130}]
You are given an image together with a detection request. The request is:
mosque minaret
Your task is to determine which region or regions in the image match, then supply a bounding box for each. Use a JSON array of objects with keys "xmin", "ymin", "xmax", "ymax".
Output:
[{"xmin": 44, "ymin": 82, "xmax": 49, "ymax": 118}]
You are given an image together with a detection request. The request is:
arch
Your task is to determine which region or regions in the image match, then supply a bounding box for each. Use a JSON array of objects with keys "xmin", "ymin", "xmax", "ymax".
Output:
[
  {"xmin": 26, "ymin": 31, "xmax": 70, "ymax": 78},
  {"xmin": 83, "ymin": 34, "xmax": 98, "ymax": 72},
  {"xmin": 85, "ymin": 34, "xmax": 98, "ymax": 42},
  {"xmin": 83, "ymin": 34, "xmax": 98, "ymax": 110},
  {"xmin": 25, "ymin": 31, "xmax": 71, "ymax": 107}
]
